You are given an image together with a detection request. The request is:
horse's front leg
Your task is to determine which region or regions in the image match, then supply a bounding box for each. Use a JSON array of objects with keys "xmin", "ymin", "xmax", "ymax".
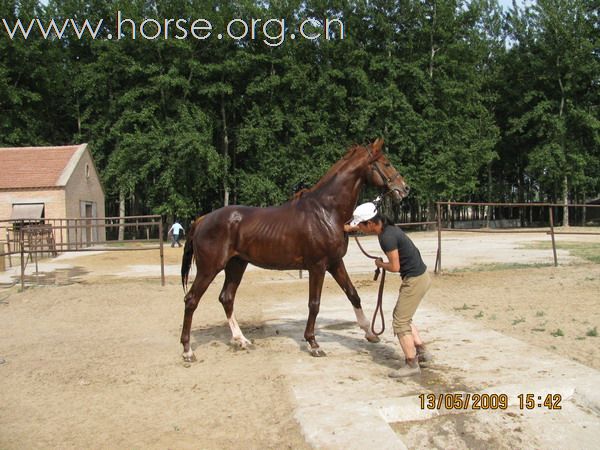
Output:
[
  {"xmin": 328, "ymin": 260, "xmax": 380, "ymax": 343},
  {"xmin": 305, "ymin": 265, "xmax": 327, "ymax": 357}
]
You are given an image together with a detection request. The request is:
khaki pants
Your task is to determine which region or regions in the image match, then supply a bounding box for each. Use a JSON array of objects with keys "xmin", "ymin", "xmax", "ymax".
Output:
[{"xmin": 393, "ymin": 271, "xmax": 431, "ymax": 336}]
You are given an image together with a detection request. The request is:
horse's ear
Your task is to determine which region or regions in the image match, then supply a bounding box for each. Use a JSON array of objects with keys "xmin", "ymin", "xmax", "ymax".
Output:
[{"xmin": 372, "ymin": 138, "xmax": 384, "ymax": 153}]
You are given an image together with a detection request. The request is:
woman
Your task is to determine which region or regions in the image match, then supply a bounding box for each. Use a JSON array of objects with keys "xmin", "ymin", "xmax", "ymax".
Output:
[{"xmin": 344, "ymin": 202, "xmax": 432, "ymax": 377}]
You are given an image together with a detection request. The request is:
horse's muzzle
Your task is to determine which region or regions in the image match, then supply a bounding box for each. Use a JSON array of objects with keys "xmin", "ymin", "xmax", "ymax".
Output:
[{"xmin": 390, "ymin": 186, "xmax": 409, "ymax": 202}]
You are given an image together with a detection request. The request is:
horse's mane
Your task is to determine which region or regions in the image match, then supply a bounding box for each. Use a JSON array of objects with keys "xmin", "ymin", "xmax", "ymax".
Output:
[{"xmin": 291, "ymin": 145, "xmax": 365, "ymax": 202}]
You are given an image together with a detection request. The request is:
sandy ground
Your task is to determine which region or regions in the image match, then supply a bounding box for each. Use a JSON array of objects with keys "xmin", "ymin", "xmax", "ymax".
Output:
[{"xmin": 0, "ymin": 230, "xmax": 599, "ymax": 448}]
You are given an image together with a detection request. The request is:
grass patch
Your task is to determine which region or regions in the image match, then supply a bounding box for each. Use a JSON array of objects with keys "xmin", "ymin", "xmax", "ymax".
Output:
[
  {"xmin": 535, "ymin": 311, "xmax": 545, "ymax": 317},
  {"xmin": 551, "ymin": 328, "xmax": 564, "ymax": 337},
  {"xmin": 512, "ymin": 317, "xmax": 525, "ymax": 325},
  {"xmin": 474, "ymin": 311, "xmax": 484, "ymax": 319},
  {"xmin": 586, "ymin": 326, "xmax": 598, "ymax": 337},
  {"xmin": 454, "ymin": 303, "xmax": 475, "ymax": 311},
  {"xmin": 531, "ymin": 328, "xmax": 546, "ymax": 332},
  {"xmin": 521, "ymin": 241, "xmax": 600, "ymax": 264},
  {"xmin": 451, "ymin": 262, "xmax": 553, "ymax": 273}
]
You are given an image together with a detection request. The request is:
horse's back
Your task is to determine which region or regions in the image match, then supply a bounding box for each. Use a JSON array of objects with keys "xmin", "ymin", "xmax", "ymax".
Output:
[{"xmin": 191, "ymin": 202, "xmax": 345, "ymax": 270}]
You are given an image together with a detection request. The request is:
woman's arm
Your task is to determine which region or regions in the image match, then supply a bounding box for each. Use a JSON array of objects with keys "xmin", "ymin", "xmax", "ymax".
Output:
[
  {"xmin": 343, "ymin": 223, "xmax": 359, "ymax": 233},
  {"xmin": 375, "ymin": 249, "xmax": 400, "ymax": 273}
]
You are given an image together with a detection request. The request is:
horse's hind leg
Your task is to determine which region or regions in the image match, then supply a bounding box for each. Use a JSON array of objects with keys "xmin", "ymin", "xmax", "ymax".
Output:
[
  {"xmin": 328, "ymin": 260, "xmax": 380, "ymax": 343},
  {"xmin": 181, "ymin": 270, "xmax": 218, "ymax": 362},
  {"xmin": 305, "ymin": 265, "xmax": 327, "ymax": 357},
  {"xmin": 219, "ymin": 257, "xmax": 251, "ymax": 349}
]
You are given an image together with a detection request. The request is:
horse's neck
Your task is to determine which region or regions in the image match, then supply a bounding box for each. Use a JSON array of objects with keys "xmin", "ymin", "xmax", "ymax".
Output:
[{"xmin": 308, "ymin": 166, "xmax": 365, "ymax": 222}]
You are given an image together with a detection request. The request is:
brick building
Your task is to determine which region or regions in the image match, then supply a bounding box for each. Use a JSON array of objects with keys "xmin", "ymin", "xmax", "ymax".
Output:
[{"xmin": 0, "ymin": 144, "xmax": 105, "ymax": 245}]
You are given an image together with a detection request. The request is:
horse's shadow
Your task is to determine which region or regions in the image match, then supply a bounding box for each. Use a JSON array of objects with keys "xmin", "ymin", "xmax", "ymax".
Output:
[{"xmin": 189, "ymin": 317, "xmax": 401, "ymax": 370}]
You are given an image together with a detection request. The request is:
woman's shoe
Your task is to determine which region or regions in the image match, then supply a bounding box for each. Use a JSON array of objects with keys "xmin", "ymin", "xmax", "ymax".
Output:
[{"xmin": 388, "ymin": 358, "xmax": 420, "ymax": 378}]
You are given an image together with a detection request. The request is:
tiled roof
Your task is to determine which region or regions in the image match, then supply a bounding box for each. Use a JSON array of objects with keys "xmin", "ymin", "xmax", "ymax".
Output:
[{"xmin": 0, "ymin": 145, "xmax": 84, "ymax": 189}]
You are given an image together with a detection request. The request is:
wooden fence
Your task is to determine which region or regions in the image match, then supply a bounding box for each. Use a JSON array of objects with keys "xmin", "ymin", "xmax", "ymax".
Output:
[
  {"xmin": 0, "ymin": 215, "xmax": 164, "ymax": 289},
  {"xmin": 433, "ymin": 202, "xmax": 600, "ymax": 273},
  {"xmin": 2, "ymin": 203, "xmax": 599, "ymax": 288}
]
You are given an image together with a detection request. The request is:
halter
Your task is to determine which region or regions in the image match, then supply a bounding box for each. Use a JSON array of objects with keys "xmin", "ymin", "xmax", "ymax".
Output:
[{"xmin": 366, "ymin": 146, "xmax": 404, "ymax": 193}]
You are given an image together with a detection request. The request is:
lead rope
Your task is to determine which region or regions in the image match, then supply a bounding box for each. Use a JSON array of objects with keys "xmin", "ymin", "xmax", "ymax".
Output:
[{"xmin": 353, "ymin": 236, "xmax": 386, "ymax": 336}]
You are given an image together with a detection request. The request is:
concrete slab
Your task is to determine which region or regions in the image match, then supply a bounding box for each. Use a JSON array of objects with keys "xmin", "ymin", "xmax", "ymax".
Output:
[{"xmin": 265, "ymin": 296, "xmax": 600, "ymax": 449}]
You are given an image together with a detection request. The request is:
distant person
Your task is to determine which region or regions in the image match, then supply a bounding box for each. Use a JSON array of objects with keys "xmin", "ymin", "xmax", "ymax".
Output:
[
  {"xmin": 168, "ymin": 220, "xmax": 185, "ymax": 248},
  {"xmin": 344, "ymin": 202, "xmax": 431, "ymax": 377}
]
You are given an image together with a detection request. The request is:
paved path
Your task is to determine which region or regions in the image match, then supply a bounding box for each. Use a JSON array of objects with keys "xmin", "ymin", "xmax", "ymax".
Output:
[{"xmin": 264, "ymin": 296, "xmax": 600, "ymax": 449}]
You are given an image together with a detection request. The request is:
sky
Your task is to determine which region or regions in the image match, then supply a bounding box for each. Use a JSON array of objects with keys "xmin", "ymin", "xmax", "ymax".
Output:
[
  {"xmin": 35, "ymin": 0, "xmax": 529, "ymax": 10},
  {"xmin": 498, "ymin": 0, "xmax": 532, "ymax": 10}
]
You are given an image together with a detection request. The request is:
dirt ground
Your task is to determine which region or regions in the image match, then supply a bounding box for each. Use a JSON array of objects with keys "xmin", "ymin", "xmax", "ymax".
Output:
[{"xmin": 0, "ymin": 231, "xmax": 599, "ymax": 448}]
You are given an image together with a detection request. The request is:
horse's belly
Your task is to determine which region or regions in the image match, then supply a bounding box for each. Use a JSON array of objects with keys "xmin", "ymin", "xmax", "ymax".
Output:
[
  {"xmin": 238, "ymin": 236, "xmax": 346, "ymax": 270},
  {"xmin": 238, "ymin": 244, "xmax": 305, "ymax": 270},
  {"xmin": 233, "ymin": 210, "xmax": 346, "ymax": 269}
]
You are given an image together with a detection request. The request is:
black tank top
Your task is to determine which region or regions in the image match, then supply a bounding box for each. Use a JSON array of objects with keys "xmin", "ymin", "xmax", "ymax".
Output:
[{"xmin": 378, "ymin": 225, "xmax": 427, "ymax": 278}]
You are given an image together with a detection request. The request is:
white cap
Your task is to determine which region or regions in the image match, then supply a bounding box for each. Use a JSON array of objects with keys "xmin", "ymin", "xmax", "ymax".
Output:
[{"xmin": 349, "ymin": 202, "xmax": 378, "ymax": 226}]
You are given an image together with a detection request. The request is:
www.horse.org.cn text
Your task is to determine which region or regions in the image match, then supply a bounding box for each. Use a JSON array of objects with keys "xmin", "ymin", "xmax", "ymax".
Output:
[{"xmin": 1, "ymin": 12, "xmax": 346, "ymax": 47}]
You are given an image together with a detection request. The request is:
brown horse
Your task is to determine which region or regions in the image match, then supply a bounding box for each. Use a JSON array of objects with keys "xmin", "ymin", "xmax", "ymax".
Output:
[{"xmin": 180, "ymin": 138, "xmax": 409, "ymax": 362}]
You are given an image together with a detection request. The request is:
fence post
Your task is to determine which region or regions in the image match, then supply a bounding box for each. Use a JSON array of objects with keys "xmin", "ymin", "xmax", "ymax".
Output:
[
  {"xmin": 20, "ymin": 223, "xmax": 25, "ymax": 290},
  {"xmin": 435, "ymin": 202, "xmax": 442, "ymax": 274},
  {"xmin": 548, "ymin": 206, "xmax": 558, "ymax": 266},
  {"xmin": 0, "ymin": 242, "xmax": 4, "ymax": 272},
  {"xmin": 6, "ymin": 230, "xmax": 12, "ymax": 267},
  {"xmin": 159, "ymin": 219, "xmax": 165, "ymax": 286}
]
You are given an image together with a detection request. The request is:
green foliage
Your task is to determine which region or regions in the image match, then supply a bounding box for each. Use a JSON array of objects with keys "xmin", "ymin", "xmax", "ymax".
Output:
[
  {"xmin": 497, "ymin": 0, "xmax": 600, "ymax": 205},
  {"xmin": 0, "ymin": 0, "xmax": 597, "ymax": 223}
]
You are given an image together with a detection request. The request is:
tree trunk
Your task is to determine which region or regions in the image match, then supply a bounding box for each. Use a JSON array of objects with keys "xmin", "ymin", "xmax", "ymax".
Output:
[
  {"xmin": 562, "ymin": 175, "xmax": 569, "ymax": 227},
  {"xmin": 221, "ymin": 93, "xmax": 230, "ymax": 207},
  {"xmin": 486, "ymin": 162, "xmax": 492, "ymax": 228},
  {"xmin": 118, "ymin": 190, "xmax": 126, "ymax": 241},
  {"xmin": 557, "ymin": 58, "xmax": 569, "ymax": 227},
  {"xmin": 427, "ymin": 199, "xmax": 436, "ymax": 230},
  {"xmin": 428, "ymin": 2, "xmax": 437, "ymax": 80}
]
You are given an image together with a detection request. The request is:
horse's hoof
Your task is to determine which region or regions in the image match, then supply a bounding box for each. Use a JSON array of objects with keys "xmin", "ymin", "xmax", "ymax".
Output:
[
  {"xmin": 182, "ymin": 352, "xmax": 197, "ymax": 363},
  {"xmin": 366, "ymin": 335, "xmax": 380, "ymax": 343},
  {"xmin": 231, "ymin": 338, "xmax": 254, "ymax": 350},
  {"xmin": 309, "ymin": 347, "xmax": 327, "ymax": 357}
]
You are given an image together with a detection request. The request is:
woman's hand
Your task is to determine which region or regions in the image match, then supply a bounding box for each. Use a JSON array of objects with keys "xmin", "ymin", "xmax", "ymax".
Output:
[{"xmin": 375, "ymin": 257, "xmax": 384, "ymax": 269}]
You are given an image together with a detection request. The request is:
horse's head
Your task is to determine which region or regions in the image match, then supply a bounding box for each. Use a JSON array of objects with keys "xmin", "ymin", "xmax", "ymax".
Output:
[{"xmin": 364, "ymin": 138, "xmax": 410, "ymax": 202}]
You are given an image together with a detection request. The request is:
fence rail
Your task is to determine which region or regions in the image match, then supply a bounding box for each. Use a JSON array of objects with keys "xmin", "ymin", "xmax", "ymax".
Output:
[
  {"xmin": 2, "ymin": 203, "xmax": 599, "ymax": 287},
  {"xmin": 434, "ymin": 202, "xmax": 600, "ymax": 273},
  {"xmin": 0, "ymin": 215, "xmax": 164, "ymax": 289}
]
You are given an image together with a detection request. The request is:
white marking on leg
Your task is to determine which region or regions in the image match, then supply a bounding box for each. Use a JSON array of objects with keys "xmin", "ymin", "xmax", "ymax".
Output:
[
  {"xmin": 354, "ymin": 307, "xmax": 370, "ymax": 331},
  {"xmin": 228, "ymin": 314, "xmax": 252, "ymax": 348},
  {"xmin": 354, "ymin": 307, "xmax": 378, "ymax": 341},
  {"xmin": 182, "ymin": 349, "xmax": 195, "ymax": 361}
]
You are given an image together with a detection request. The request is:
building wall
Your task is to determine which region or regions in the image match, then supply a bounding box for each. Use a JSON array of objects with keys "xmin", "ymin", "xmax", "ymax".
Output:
[
  {"xmin": 0, "ymin": 189, "xmax": 67, "ymax": 248},
  {"xmin": 0, "ymin": 189, "xmax": 66, "ymax": 221},
  {"xmin": 64, "ymin": 148, "xmax": 106, "ymax": 243},
  {"xmin": 0, "ymin": 147, "xmax": 106, "ymax": 247}
]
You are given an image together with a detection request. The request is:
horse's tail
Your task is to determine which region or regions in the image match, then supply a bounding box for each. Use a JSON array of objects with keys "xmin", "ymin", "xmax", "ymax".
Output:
[{"xmin": 181, "ymin": 217, "xmax": 202, "ymax": 293}]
